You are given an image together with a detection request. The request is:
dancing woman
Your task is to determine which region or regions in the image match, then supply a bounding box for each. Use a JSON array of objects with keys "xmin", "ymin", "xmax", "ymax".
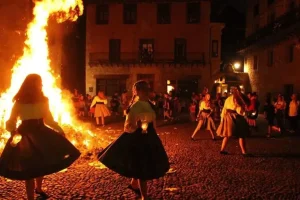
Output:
[
  {"xmin": 216, "ymin": 87, "xmax": 251, "ymax": 156},
  {"xmin": 90, "ymin": 91, "xmax": 111, "ymax": 126},
  {"xmin": 191, "ymin": 93, "xmax": 216, "ymax": 140},
  {"xmin": 98, "ymin": 80, "xmax": 169, "ymax": 200},
  {"xmin": 0, "ymin": 74, "xmax": 80, "ymax": 200}
]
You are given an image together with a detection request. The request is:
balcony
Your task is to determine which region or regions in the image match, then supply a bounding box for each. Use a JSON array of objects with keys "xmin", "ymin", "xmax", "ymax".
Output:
[
  {"xmin": 240, "ymin": 7, "xmax": 300, "ymax": 52},
  {"xmin": 88, "ymin": 52, "xmax": 206, "ymax": 67}
]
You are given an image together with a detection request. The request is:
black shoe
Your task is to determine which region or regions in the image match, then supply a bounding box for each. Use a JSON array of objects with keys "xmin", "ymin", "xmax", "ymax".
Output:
[
  {"xmin": 35, "ymin": 189, "xmax": 49, "ymax": 199},
  {"xmin": 191, "ymin": 137, "xmax": 196, "ymax": 141},
  {"xmin": 242, "ymin": 153, "xmax": 253, "ymax": 157},
  {"xmin": 220, "ymin": 151, "xmax": 229, "ymax": 155},
  {"xmin": 127, "ymin": 185, "xmax": 141, "ymax": 196}
]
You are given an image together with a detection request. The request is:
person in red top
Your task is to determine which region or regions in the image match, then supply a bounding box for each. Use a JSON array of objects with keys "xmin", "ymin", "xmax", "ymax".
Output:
[
  {"xmin": 246, "ymin": 93, "xmax": 259, "ymax": 131},
  {"xmin": 189, "ymin": 102, "xmax": 196, "ymax": 122}
]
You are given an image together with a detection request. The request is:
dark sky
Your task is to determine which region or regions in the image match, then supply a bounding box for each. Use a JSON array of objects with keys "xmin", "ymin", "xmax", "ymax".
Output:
[{"xmin": 227, "ymin": 0, "xmax": 247, "ymax": 12}]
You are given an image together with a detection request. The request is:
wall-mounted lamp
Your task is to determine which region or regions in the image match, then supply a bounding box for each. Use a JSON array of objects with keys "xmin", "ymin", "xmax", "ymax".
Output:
[{"xmin": 233, "ymin": 62, "xmax": 241, "ymax": 69}]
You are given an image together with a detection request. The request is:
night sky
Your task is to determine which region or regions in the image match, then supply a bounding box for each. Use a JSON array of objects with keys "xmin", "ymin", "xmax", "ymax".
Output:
[{"xmin": 227, "ymin": 0, "xmax": 247, "ymax": 12}]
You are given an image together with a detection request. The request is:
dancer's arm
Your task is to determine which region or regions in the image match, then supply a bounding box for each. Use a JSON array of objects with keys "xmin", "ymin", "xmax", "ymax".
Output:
[
  {"xmin": 43, "ymin": 100, "xmax": 65, "ymax": 136},
  {"xmin": 5, "ymin": 102, "xmax": 19, "ymax": 132}
]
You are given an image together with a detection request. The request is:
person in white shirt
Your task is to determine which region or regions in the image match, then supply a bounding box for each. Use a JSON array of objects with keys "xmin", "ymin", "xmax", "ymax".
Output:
[
  {"xmin": 216, "ymin": 87, "xmax": 251, "ymax": 156},
  {"xmin": 191, "ymin": 93, "xmax": 216, "ymax": 140},
  {"xmin": 90, "ymin": 91, "xmax": 111, "ymax": 126},
  {"xmin": 274, "ymin": 94, "xmax": 286, "ymax": 133},
  {"xmin": 288, "ymin": 94, "xmax": 299, "ymax": 133}
]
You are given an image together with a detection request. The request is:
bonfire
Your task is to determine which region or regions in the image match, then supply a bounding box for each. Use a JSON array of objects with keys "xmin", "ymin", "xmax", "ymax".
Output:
[{"xmin": 0, "ymin": 0, "xmax": 108, "ymax": 156}]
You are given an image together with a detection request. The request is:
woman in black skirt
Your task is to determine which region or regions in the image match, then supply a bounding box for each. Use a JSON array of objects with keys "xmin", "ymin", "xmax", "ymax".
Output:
[
  {"xmin": 0, "ymin": 74, "xmax": 80, "ymax": 200},
  {"xmin": 216, "ymin": 87, "xmax": 251, "ymax": 156},
  {"xmin": 98, "ymin": 80, "xmax": 169, "ymax": 200}
]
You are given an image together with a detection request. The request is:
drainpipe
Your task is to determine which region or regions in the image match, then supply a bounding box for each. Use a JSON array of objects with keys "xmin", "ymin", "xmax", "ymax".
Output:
[{"xmin": 209, "ymin": 25, "xmax": 212, "ymax": 78}]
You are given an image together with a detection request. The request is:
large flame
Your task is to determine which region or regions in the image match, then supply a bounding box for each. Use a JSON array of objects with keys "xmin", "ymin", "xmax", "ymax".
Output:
[{"xmin": 0, "ymin": 1, "xmax": 105, "ymax": 154}]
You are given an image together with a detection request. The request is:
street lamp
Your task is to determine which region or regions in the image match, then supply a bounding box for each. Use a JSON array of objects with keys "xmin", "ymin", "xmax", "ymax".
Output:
[{"xmin": 233, "ymin": 62, "xmax": 241, "ymax": 69}]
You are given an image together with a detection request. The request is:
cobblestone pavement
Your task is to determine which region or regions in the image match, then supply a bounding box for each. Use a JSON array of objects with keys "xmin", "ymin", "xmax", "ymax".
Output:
[{"xmin": 1, "ymin": 115, "xmax": 300, "ymax": 199}]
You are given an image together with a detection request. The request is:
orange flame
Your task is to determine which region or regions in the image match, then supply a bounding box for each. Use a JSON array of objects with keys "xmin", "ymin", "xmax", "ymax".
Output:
[{"xmin": 0, "ymin": 1, "xmax": 106, "ymax": 154}]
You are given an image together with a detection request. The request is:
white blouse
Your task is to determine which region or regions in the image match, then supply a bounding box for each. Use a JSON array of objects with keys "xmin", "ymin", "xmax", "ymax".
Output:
[
  {"xmin": 6, "ymin": 101, "xmax": 64, "ymax": 133},
  {"xmin": 124, "ymin": 100, "xmax": 156, "ymax": 133},
  {"xmin": 220, "ymin": 95, "xmax": 243, "ymax": 120},
  {"xmin": 90, "ymin": 96, "xmax": 108, "ymax": 108}
]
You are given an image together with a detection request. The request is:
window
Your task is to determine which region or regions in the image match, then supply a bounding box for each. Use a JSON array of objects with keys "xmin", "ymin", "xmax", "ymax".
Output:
[
  {"xmin": 267, "ymin": 50, "xmax": 274, "ymax": 67},
  {"xmin": 253, "ymin": 55, "xmax": 258, "ymax": 71},
  {"xmin": 268, "ymin": 0, "xmax": 275, "ymax": 6},
  {"xmin": 109, "ymin": 39, "xmax": 121, "ymax": 62},
  {"xmin": 157, "ymin": 3, "xmax": 171, "ymax": 24},
  {"xmin": 123, "ymin": 4, "xmax": 137, "ymax": 24},
  {"xmin": 253, "ymin": 4, "xmax": 259, "ymax": 17},
  {"xmin": 96, "ymin": 79, "xmax": 127, "ymax": 96},
  {"xmin": 96, "ymin": 5, "xmax": 109, "ymax": 24},
  {"xmin": 267, "ymin": 12, "xmax": 276, "ymax": 24},
  {"xmin": 174, "ymin": 38, "xmax": 186, "ymax": 62},
  {"xmin": 288, "ymin": 45, "xmax": 294, "ymax": 63},
  {"xmin": 139, "ymin": 39, "xmax": 154, "ymax": 63},
  {"xmin": 212, "ymin": 40, "xmax": 219, "ymax": 57},
  {"xmin": 137, "ymin": 74, "xmax": 154, "ymax": 91},
  {"xmin": 187, "ymin": 2, "xmax": 200, "ymax": 24}
]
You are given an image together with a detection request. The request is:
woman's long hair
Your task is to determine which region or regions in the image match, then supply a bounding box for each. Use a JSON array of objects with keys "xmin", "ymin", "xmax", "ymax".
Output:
[
  {"xmin": 232, "ymin": 87, "xmax": 250, "ymax": 108},
  {"xmin": 126, "ymin": 80, "xmax": 154, "ymax": 114},
  {"xmin": 13, "ymin": 74, "xmax": 46, "ymax": 103}
]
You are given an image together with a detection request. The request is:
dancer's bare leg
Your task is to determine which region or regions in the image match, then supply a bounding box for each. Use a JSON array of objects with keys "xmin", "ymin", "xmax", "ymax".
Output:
[
  {"xmin": 35, "ymin": 177, "xmax": 44, "ymax": 192},
  {"xmin": 101, "ymin": 116, "xmax": 105, "ymax": 126},
  {"xmin": 191, "ymin": 121, "xmax": 203, "ymax": 139},
  {"xmin": 25, "ymin": 179, "xmax": 35, "ymax": 200},
  {"xmin": 96, "ymin": 117, "xmax": 100, "ymax": 125},
  {"xmin": 220, "ymin": 137, "xmax": 229, "ymax": 152},
  {"xmin": 138, "ymin": 179, "xmax": 148, "ymax": 200},
  {"xmin": 130, "ymin": 178, "xmax": 139, "ymax": 189},
  {"xmin": 239, "ymin": 138, "xmax": 247, "ymax": 154},
  {"xmin": 209, "ymin": 130, "xmax": 215, "ymax": 140}
]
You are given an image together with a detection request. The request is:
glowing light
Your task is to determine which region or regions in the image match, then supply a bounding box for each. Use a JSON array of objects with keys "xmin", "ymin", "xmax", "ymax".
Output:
[
  {"xmin": 141, "ymin": 121, "xmax": 148, "ymax": 134},
  {"xmin": 10, "ymin": 134, "xmax": 22, "ymax": 147},
  {"xmin": 244, "ymin": 64, "xmax": 249, "ymax": 73},
  {"xmin": 167, "ymin": 85, "xmax": 174, "ymax": 94},
  {"xmin": 234, "ymin": 62, "xmax": 241, "ymax": 69}
]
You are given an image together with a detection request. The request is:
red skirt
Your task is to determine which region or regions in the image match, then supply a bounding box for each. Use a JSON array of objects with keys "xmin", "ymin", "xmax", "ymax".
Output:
[{"xmin": 0, "ymin": 119, "xmax": 81, "ymax": 180}]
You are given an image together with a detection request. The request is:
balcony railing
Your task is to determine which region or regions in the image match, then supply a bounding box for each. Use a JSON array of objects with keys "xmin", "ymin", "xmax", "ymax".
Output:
[
  {"xmin": 89, "ymin": 52, "xmax": 206, "ymax": 67},
  {"xmin": 241, "ymin": 7, "xmax": 300, "ymax": 50}
]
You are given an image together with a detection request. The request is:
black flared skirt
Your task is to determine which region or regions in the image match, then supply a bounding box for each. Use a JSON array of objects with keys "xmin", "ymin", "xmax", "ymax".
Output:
[
  {"xmin": 0, "ymin": 119, "xmax": 81, "ymax": 180},
  {"xmin": 98, "ymin": 124, "xmax": 169, "ymax": 180},
  {"xmin": 217, "ymin": 111, "xmax": 250, "ymax": 138}
]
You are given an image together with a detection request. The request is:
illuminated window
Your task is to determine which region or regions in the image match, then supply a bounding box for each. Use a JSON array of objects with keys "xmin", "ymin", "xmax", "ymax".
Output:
[{"xmin": 139, "ymin": 39, "xmax": 154, "ymax": 63}]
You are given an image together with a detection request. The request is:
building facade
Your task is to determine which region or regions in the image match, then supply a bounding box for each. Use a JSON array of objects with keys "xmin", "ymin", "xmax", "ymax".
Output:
[
  {"xmin": 240, "ymin": 0, "xmax": 300, "ymax": 101},
  {"xmin": 85, "ymin": 0, "xmax": 224, "ymax": 97}
]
